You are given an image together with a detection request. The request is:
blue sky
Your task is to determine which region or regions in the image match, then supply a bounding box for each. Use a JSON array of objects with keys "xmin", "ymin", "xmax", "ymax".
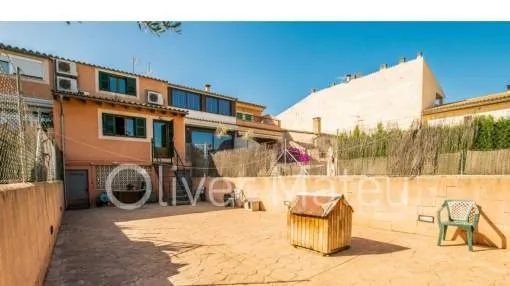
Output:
[{"xmin": 1, "ymin": 22, "xmax": 509, "ymax": 114}]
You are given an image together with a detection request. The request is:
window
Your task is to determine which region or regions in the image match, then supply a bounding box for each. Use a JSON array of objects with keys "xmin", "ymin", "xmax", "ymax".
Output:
[
  {"xmin": 191, "ymin": 130, "xmax": 215, "ymax": 150},
  {"xmin": 171, "ymin": 89, "xmax": 201, "ymax": 110},
  {"xmin": 0, "ymin": 55, "xmax": 44, "ymax": 79},
  {"xmin": 187, "ymin": 93, "xmax": 201, "ymax": 110},
  {"xmin": 118, "ymin": 78, "xmax": 126, "ymax": 94},
  {"xmin": 171, "ymin": 89, "xmax": 234, "ymax": 116},
  {"xmin": 205, "ymin": 96, "xmax": 233, "ymax": 116},
  {"xmin": 214, "ymin": 133, "xmax": 234, "ymax": 150},
  {"xmin": 434, "ymin": 93, "xmax": 443, "ymax": 106},
  {"xmin": 0, "ymin": 60, "xmax": 10, "ymax": 74},
  {"xmin": 153, "ymin": 120, "xmax": 174, "ymax": 158},
  {"xmin": 236, "ymin": 112, "xmax": 253, "ymax": 121},
  {"xmin": 172, "ymin": 89, "xmax": 187, "ymax": 108},
  {"xmin": 206, "ymin": 97, "xmax": 218, "ymax": 113},
  {"xmin": 102, "ymin": 113, "xmax": 146, "ymax": 138},
  {"xmin": 186, "ymin": 127, "xmax": 234, "ymax": 152},
  {"xmin": 98, "ymin": 71, "xmax": 136, "ymax": 96},
  {"xmin": 30, "ymin": 111, "xmax": 53, "ymax": 130},
  {"xmin": 218, "ymin": 99, "xmax": 231, "ymax": 116},
  {"xmin": 39, "ymin": 112, "xmax": 53, "ymax": 129}
]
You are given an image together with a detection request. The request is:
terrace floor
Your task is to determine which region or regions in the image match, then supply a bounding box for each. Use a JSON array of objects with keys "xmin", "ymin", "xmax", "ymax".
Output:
[{"xmin": 45, "ymin": 203, "xmax": 509, "ymax": 286}]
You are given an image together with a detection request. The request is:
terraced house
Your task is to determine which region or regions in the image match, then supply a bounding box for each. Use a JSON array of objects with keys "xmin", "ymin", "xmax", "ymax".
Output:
[
  {"xmin": 423, "ymin": 86, "xmax": 510, "ymax": 126},
  {"xmin": 0, "ymin": 44, "xmax": 54, "ymax": 127},
  {"xmin": 166, "ymin": 83, "xmax": 282, "ymax": 158},
  {"xmin": 0, "ymin": 43, "xmax": 283, "ymax": 209}
]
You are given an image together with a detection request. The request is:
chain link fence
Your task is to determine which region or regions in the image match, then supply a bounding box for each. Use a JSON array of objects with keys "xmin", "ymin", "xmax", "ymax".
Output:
[{"xmin": 0, "ymin": 67, "xmax": 61, "ymax": 183}]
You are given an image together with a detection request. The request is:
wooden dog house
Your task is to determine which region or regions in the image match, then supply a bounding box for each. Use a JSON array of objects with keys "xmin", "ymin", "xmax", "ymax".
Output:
[{"xmin": 288, "ymin": 193, "xmax": 353, "ymax": 255}]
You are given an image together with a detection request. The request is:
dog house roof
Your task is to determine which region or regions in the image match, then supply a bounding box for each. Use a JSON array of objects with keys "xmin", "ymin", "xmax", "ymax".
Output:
[{"xmin": 289, "ymin": 193, "xmax": 352, "ymax": 218}]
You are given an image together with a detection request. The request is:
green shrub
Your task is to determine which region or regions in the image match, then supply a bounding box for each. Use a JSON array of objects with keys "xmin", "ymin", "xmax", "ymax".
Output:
[{"xmin": 474, "ymin": 116, "xmax": 495, "ymax": 150}]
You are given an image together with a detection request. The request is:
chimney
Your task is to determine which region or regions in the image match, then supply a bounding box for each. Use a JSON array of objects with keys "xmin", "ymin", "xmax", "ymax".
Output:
[
  {"xmin": 507, "ymin": 84, "xmax": 510, "ymax": 91},
  {"xmin": 380, "ymin": 64, "xmax": 388, "ymax": 70},
  {"xmin": 399, "ymin": 56, "xmax": 406, "ymax": 64},
  {"xmin": 417, "ymin": 51, "xmax": 423, "ymax": 58},
  {"xmin": 313, "ymin": 117, "xmax": 321, "ymax": 135},
  {"xmin": 204, "ymin": 84, "xmax": 211, "ymax": 92},
  {"xmin": 345, "ymin": 74, "xmax": 352, "ymax": 82},
  {"xmin": 311, "ymin": 88, "xmax": 317, "ymax": 93}
]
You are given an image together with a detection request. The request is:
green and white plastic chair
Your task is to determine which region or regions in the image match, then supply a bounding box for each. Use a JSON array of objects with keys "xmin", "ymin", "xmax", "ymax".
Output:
[{"xmin": 437, "ymin": 200, "xmax": 480, "ymax": 251}]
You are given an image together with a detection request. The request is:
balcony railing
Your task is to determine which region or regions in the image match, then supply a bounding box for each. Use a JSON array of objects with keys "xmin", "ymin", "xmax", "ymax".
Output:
[{"xmin": 237, "ymin": 114, "xmax": 281, "ymax": 127}]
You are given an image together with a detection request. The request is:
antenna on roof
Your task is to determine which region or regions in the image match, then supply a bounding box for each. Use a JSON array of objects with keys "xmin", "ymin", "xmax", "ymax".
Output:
[
  {"xmin": 131, "ymin": 56, "xmax": 138, "ymax": 73},
  {"xmin": 145, "ymin": 62, "xmax": 155, "ymax": 77}
]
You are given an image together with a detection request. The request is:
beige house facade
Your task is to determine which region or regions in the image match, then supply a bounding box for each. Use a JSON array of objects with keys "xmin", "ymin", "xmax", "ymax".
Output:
[
  {"xmin": 277, "ymin": 54, "xmax": 445, "ymax": 134},
  {"xmin": 423, "ymin": 88, "xmax": 510, "ymax": 126}
]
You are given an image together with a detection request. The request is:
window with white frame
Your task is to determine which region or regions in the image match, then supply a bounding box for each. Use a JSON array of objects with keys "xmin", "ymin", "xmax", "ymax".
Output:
[{"xmin": 0, "ymin": 54, "xmax": 45, "ymax": 79}]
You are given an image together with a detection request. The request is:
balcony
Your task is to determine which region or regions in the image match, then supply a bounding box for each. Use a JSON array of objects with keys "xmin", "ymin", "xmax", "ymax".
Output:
[{"xmin": 236, "ymin": 114, "xmax": 281, "ymax": 132}]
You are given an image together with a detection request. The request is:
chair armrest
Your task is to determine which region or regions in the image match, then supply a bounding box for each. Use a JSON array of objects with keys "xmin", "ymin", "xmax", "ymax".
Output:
[{"xmin": 436, "ymin": 205, "xmax": 446, "ymax": 225}]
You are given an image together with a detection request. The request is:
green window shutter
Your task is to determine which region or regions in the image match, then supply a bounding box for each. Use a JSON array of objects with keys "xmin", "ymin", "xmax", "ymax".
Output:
[
  {"xmin": 245, "ymin": 114, "xmax": 253, "ymax": 121},
  {"xmin": 236, "ymin": 112, "xmax": 243, "ymax": 120},
  {"xmin": 102, "ymin": 113, "xmax": 115, "ymax": 135},
  {"xmin": 126, "ymin": 77, "xmax": 137, "ymax": 96},
  {"xmin": 98, "ymin": 71, "xmax": 110, "ymax": 91},
  {"xmin": 135, "ymin": 118, "xmax": 146, "ymax": 138}
]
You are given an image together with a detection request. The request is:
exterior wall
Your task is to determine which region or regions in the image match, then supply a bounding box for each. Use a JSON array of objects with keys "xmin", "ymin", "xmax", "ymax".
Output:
[
  {"xmin": 424, "ymin": 101, "xmax": 510, "ymax": 126},
  {"xmin": 236, "ymin": 102, "xmax": 282, "ymax": 140},
  {"xmin": 0, "ymin": 181, "xmax": 64, "ymax": 286},
  {"xmin": 195, "ymin": 175, "xmax": 510, "ymax": 249},
  {"xmin": 236, "ymin": 101, "xmax": 265, "ymax": 116},
  {"xmin": 284, "ymin": 130, "xmax": 318, "ymax": 145},
  {"xmin": 277, "ymin": 57, "xmax": 444, "ymax": 133},
  {"xmin": 421, "ymin": 59, "xmax": 445, "ymax": 110},
  {"xmin": 53, "ymin": 97, "xmax": 185, "ymax": 202},
  {"xmin": 56, "ymin": 62, "xmax": 190, "ymax": 163},
  {"xmin": 0, "ymin": 49, "xmax": 53, "ymax": 101},
  {"xmin": 75, "ymin": 64, "xmax": 168, "ymax": 105},
  {"xmin": 53, "ymin": 98, "xmax": 185, "ymax": 165}
]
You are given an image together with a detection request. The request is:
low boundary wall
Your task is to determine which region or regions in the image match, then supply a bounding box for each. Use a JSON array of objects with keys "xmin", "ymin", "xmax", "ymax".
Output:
[
  {"xmin": 194, "ymin": 175, "xmax": 509, "ymax": 249},
  {"xmin": 0, "ymin": 181, "xmax": 64, "ymax": 286}
]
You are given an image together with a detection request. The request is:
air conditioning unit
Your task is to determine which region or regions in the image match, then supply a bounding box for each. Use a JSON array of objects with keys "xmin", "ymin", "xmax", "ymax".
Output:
[
  {"xmin": 55, "ymin": 59, "xmax": 77, "ymax": 76},
  {"xmin": 56, "ymin": 76, "xmax": 78, "ymax": 93},
  {"xmin": 147, "ymin": 91, "xmax": 163, "ymax": 105}
]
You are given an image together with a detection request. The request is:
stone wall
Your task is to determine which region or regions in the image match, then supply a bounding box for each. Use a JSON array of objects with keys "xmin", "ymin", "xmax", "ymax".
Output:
[
  {"xmin": 0, "ymin": 181, "xmax": 64, "ymax": 286},
  {"xmin": 194, "ymin": 175, "xmax": 510, "ymax": 249}
]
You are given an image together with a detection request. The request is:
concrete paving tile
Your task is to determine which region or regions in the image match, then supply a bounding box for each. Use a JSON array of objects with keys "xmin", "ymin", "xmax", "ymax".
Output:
[{"xmin": 45, "ymin": 203, "xmax": 510, "ymax": 286}]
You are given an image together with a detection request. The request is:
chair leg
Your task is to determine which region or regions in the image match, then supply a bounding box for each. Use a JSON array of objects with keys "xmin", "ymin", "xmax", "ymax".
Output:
[
  {"xmin": 442, "ymin": 226, "xmax": 448, "ymax": 240},
  {"xmin": 437, "ymin": 225, "xmax": 443, "ymax": 246},
  {"xmin": 467, "ymin": 229, "xmax": 474, "ymax": 251}
]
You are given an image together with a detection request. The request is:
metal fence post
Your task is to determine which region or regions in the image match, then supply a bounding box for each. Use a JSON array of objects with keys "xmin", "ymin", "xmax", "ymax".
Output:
[{"xmin": 16, "ymin": 67, "xmax": 26, "ymax": 182}]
